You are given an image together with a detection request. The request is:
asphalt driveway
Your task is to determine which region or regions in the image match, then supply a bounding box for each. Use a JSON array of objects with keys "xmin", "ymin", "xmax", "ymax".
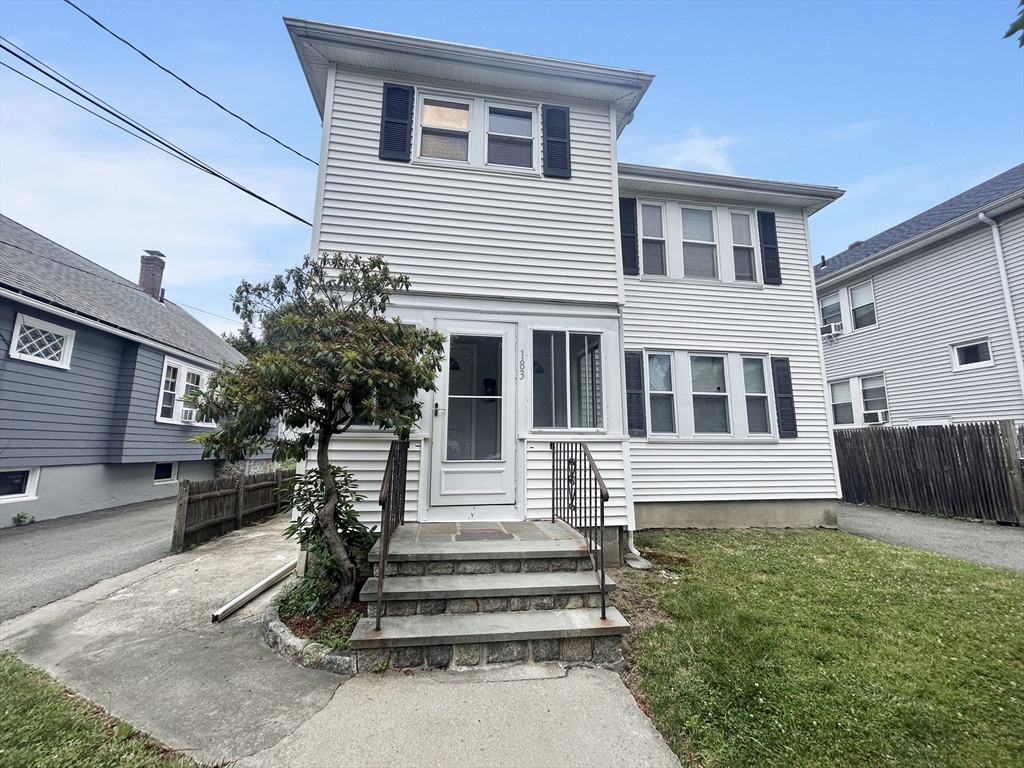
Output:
[
  {"xmin": 836, "ymin": 502, "xmax": 1024, "ymax": 573},
  {"xmin": 0, "ymin": 498, "xmax": 177, "ymax": 622}
]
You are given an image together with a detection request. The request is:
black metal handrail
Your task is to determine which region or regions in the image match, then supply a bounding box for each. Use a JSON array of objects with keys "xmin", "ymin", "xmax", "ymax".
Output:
[
  {"xmin": 374, "ymin": 439, "xmax": 409, "ymax": 631},
  {"xmin": 550, "ymin": 441, "xmax": 609, "ymax": 619}
]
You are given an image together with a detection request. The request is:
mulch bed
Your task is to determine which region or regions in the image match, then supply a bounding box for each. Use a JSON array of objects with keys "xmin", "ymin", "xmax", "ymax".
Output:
[{"xmin": 282, "ymin": 602, "xmax": 366, "ymax": 644}]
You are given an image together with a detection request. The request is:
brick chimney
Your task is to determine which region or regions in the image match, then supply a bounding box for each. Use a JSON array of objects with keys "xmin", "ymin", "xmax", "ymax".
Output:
[{"xmin": 139, "ymin": 250, "xmax": 165, "ymax": 300}]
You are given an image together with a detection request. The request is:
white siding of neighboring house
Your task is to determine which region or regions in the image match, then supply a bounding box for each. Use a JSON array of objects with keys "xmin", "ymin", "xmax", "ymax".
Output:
[
  {"xmin": 315, "ymin": 66, "xmax": 621, "ymax": 305},
  {"xmin": 820, "ymin": 209, "xmax": 1024, "ymax": 426},
  {"xmin": 622, "ymin": 206, "xmax": 842, "ymax": 501}
]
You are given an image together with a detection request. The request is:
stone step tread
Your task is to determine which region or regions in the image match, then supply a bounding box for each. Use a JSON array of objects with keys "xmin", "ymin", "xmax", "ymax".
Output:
[
  {"xmin": 350, "ymin": 607, "xmax": 629, "ymax": 649},
  {"xmin": 369, "ymin": 537, "xmax": 592, "ymax": 563},
  {"xmin": 359, "ymin": 571, "xmax": 617, "ymax": 602}
]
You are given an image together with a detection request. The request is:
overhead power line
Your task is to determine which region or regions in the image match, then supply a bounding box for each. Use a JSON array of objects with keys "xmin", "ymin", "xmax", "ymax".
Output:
[
  {"xmin": 0, "ymin": 38, "xmax": 312, "ymax": 226},
  {"xmin": 62, "ymin": 0, "xmax": 318, "ymax": 166}
]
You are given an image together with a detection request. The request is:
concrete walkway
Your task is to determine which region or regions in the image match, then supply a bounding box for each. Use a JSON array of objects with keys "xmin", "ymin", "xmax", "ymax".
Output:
[
  {"xmin": 0, "ymin": 515, "xmax": 679, "ymax": 768},
  {"xmin": 836, "ymin": 502, "xmax": 1024, "ymax": 573}
]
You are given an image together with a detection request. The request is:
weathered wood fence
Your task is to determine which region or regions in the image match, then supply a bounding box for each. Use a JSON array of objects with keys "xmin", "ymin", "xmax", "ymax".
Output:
[
  {"xmin": 171, "ymin": 469, "xmax": 296, "ymax": 551},
  {"xmin": 834, "ymin": 420, "xmax": 1023, "ymax": 525}
]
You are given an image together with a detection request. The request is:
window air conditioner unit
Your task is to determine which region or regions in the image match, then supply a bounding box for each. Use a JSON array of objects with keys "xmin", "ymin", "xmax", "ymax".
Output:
[
  {"xmin": 863, "ymin": 410, "xmax": 889, "ymax": 425},
  {"xmin": 820, "ymin": 322, "xmax": 843, "ymax": 337}
]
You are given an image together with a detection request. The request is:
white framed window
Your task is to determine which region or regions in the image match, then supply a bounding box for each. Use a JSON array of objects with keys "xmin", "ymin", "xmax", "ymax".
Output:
[
  {"xmin": 9, "ymin": 313, "xmax": 75, "ymax": 369},
  {"xmin": 860, "ymin": 374, "xmax": 889, "ymax": 424},
  {"xmin": 730, "ymin": 211, "xmax": 758, "ymax": 282},
  {"xmin": 0, "ymin": 467, "xmax": 39, "ymax": 503},
  {"xmin": 829, "ymin": 380, "xmax": 855, "ymax": 425},
  {"xmin": 154, "ymin": 462, "xmax": 177, "ymax": 483},
  {"xmin": 951, "ymin": 339, "xmax": 993, "ymax": 371},
  {"xmin": 681, "ymin": 207, "xmax": 718, "ymax": 279},
  {"xmin": 532, "ymin": 331, "xmax": 603, "ymax": 429},
  {"xmin": 819, "ymin": 292, "xmax": 842, "ymax": 332},
  {"xmin": 156, "ymin": 357, "xmax": 213, "ymax": 426},
  {"xmin": 646, "ymin": 353, "xmax": 675, "ymax": 433},
  {"xmin": 415, "ymin": 92, "xmax": 539, "ymax": 172},
  {"xmin": 640, "ymin": 203, "xmax": 667, "ymax": 276},
  {"xmin": 642, "ymin": 351, "xmax": 776, "ymax": 439},
  {"xmin": 849, "ymin": 280, "xmax": 876, "ymax": 330}
]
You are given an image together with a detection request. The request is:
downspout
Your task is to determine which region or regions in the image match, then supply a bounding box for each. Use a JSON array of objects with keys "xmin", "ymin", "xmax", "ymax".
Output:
[{"xmin": 978, "ymin": 212, "xmax": 1024, "ymax": 410}]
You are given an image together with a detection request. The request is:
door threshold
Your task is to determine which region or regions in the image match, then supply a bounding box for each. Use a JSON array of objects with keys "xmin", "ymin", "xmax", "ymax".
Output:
[{"xmin": 424, "ymin": 505, "xmax": 523, "ymax": 523}]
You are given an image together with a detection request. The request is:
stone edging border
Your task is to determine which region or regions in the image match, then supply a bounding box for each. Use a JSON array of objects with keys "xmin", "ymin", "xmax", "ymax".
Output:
[{"xmin": 261, "ymin": 586, "xmax": 358, "ymax": 676}]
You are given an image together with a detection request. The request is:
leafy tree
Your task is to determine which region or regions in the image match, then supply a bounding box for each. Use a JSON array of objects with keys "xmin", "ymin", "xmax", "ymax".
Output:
[
  {"xmin": 194, "ymin": 253, "xmax": 445, "ymax": 603},
  {"xmin": 1007, "ymin": 0, "xmax": 1024, "ymax": 46},
  {"xmin": 221, "ymin": 324, "xmax": 261, "ymax": 357}
]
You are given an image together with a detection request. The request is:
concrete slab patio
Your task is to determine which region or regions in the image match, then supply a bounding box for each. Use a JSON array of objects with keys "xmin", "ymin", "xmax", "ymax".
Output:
[{"xmin": 0, "ymin": 515, "xmax": 679, "ymax": 767}]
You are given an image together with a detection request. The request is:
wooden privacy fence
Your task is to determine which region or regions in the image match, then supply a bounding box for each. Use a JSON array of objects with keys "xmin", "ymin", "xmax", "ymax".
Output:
[
  {"xmin": 834, "ymin": 420, "xmax": 1023, "ymax": 525},
  {"xmin": 171, "ymin": 469, "xmax": 296, "ymax": 551}
]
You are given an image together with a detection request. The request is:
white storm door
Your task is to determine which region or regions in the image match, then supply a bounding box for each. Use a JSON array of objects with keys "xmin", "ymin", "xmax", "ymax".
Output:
[{"xmin": 430, "ymin": 322, "xmax": 516, "ymax": 509}]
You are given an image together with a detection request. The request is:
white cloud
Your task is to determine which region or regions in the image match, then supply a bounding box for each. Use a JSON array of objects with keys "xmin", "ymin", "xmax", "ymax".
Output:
[
  {"xmin": 636, "ymin": 128, "xmax": 738, "ymax": 175},
  {"xmin": 0, "ymin": 78, "xmax": 315, "ymax": 331}
]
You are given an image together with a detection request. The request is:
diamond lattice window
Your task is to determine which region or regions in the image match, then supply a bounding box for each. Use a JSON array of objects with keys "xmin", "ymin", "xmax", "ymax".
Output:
[{"xmin": 9, "ymin": 314, "xmax": 75, "ymax": 369}]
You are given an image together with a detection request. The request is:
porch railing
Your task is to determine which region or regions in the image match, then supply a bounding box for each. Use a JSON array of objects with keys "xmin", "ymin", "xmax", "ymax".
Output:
[
  {"xmin": 374, "ymin": 439, "xmax": 409, "ymax": 631},
  {"xmin": 550, "ymin": 441, "xmax": 609, "ymax": 619}
]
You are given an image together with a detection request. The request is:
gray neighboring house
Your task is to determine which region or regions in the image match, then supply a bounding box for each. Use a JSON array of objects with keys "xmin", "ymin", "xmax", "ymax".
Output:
[
  {"xmin": 814, "ymin": 164, "xmax": 1024, "ymax": 428},
  {"xmin": 0, "ymin": 215, "xmax": 246, "ymax": 526}
]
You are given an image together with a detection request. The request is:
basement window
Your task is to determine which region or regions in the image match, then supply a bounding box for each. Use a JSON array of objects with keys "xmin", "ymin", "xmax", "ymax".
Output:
[
  {"xmin": 154, "ymin": 463, "xmax": 177, "ymax": 483},
  {"xmin": 0, "ymin": 468, "xmax": 39, "ymax": 502}
]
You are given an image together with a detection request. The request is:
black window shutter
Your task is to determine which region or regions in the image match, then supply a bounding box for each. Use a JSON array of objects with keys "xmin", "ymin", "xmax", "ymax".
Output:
[
  {"xmin": 771, "ymin": 357, "xmax": 798, "ymax": 438},
  {"xmin": 379, "ymin": 83, "xmax": 414, "ymax": 162},
  {"xmin": 757, "ymin": 211, "xmax": 782, "ymax": 285},
  {"xmin": 624, "ymin": 351, "xmax": 647, "ymax": 437},
  {"xmin": 542, "ymin": 105, "xmax": 571, "ymax": 178},
  {"xmin": 620, "ymin": 197, "xmax": 639, "ymax": 276}
]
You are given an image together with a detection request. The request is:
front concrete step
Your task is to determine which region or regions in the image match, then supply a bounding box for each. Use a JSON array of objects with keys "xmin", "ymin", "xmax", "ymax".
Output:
[
  {"xmin": 360, "ymin": 571, "xmax": 616, "ymax": 616},
  {"xmin": 350, "ymin": 607, "xmax": 629, "ymax": 670}
]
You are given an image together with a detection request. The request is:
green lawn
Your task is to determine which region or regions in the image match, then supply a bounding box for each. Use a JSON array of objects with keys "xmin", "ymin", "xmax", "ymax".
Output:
[
  {"xmin": 0, "ymin": 651, "xmax": 196, "ymax": 767},
  {"xmin": 618, "ymin": 530, "xmax": 1024, "ymax": 768}
]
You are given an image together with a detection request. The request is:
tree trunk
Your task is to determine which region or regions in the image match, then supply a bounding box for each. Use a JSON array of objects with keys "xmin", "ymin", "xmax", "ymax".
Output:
[{"xmin": 315, "ymin": 427, "xmax": 357, "ymax": 605}]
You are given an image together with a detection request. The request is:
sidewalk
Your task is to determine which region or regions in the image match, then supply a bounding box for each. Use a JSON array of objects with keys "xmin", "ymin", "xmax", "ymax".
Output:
[
  {"xmin": 836, "ymin": 502, "xmax": 1024, "ymax": 573},
  {"xmin": 0, "ymin": 515, "xmax": 679, "ymax": 767}
]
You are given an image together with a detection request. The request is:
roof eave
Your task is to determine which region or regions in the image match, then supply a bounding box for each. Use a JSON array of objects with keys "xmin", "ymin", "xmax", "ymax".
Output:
[{"xmin": 816, "ymin": 192, "xmax": 1024, "ymax": 289}]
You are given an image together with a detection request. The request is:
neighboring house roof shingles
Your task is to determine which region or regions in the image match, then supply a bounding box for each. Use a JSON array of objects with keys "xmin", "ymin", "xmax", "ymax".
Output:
[
  {"xmin": 815, "ymin": 164, "xmax": 1024, "ymax": 281},
  {"xmin": 0, "ymin": 215, "xmax": 245, "ymax": 366}
]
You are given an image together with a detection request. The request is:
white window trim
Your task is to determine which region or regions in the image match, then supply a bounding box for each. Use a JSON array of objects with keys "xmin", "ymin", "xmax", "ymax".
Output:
[
  {"xmin": 642, "ymin": 350, "xmax": 777, "ymax": 442},
  {"xmin": 8, "ymin": 313, "xmax": 76, "ymax": 370},
  {"xmin": 529, "ymin": 328, "xmax": 607, "ymax": 433},
  {"xmin": 413, "ymin": 90, "xmax": 541, "ymax": 174},
  {"xmin": 951, "ymin": 338, "xmax": 995, "ymax": 372},
  {"xmin": 819, "ymin": 291, "xmax": 842, "ymax": 330},
  {"xmin": 0, "ymin": 467, "xmax": 40, "ymax": 503},
  {"xmin": 829, "ymin": 374, "xmax": 890, "ymax": 427},
  {"xmin": 680, "ymin": 204, "xmax": 721, "ymax": 281},
  {"xmin": 848, "ymin": 278, "xmax": 878, "ymax": 333},
  {"xmin": 155, "ymin": 356, "xmax": 214, "ymax": 427},
  {"xmin": 154, "ymin": 462, "xmax": 178, "ymax": 484},
  {"xmin": 639, "ymin": 201, "xmax": 668, "ymax": 278},
  {"xmin": 828, "ymin": 378, "xmax": 856, "ymax": 426},
  {"xmin": 728, "ymin": 209, "xmax": 760, "ymax": 284},
  {"xmin": 645, "ymin": 351, "xmax": 676, "ymax": 434}
]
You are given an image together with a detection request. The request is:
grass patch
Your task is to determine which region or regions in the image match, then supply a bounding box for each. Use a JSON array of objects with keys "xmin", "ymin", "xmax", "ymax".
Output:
[
  {"xmin": 0, "ymin": 651, "xmax": 197, "ymax": 767},
  {"xmin": 616, "ymin": 530, "xmax": 1024, "ymax": 768}
]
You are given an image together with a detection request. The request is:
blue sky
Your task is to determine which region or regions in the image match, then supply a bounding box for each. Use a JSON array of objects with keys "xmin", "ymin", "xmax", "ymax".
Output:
[{"xmin": 1, "ymin": 0, "xmax": 1021, "ymax": 335}]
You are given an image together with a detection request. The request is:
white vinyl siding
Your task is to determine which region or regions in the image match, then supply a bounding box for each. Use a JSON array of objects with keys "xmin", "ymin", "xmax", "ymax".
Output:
[
  {"xmin": 321, "ymin": 434, "xmax": 424, "ymax": 526},
  {"xmin": 820, "ymin": 210, "xmax": 1024, "ymax": 425},
  {"xmin": 317, "ymin": 70, "xmax": 619, "ymax": 304},
  {"xmin": 623, "ymin": 206, "xmax": 841, "ymax": 501}
]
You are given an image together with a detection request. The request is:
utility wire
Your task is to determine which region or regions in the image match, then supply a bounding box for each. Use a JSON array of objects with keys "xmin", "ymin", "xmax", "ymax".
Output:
[
  {"xmin": 62, "ymin": 0, "xmax": 318, "ymax": 166},
  {"xmin": 175, "ymin": 302, "xmax": 244, "ymax": 326},
  {"xmin": 0, "ymin": 39, "xmax": 312, "ymax": 226}
]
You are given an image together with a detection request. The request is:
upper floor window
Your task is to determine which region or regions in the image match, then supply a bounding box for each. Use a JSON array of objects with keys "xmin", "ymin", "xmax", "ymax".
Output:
[
  {"xmin": 849, "ymin": 280, "xmax": 876, "ymax": 330},
  {"xmin": 819, "ymin": 292, "xmax": 842, "ymax": 331},
  {"xmin": 9, "ymin": 313, "xmax": 75, "ymax": 370},
  {"xmin": 532, "ymin": 331, "xmax": 603, "ymax": 429},
  {"xmin": 952, "ymin": 339, "xmax": 993, "ymax": 371},
  {"xmin": 641, "ymin": 204, "xmax": 667, "ymax": 276},
  {"xmin": 730, "ymin": 212, "xmax": 757, "ymax": 282},
  {"xmin": 681, "ymin": 207, "xmax": 718, "ymax": 279},
  {"xmin": 414, "ymin": 92, "xmax": 539, "ymax": 171},
  {"xmin": 157, "ymin": 357, "xmax": 213, "ymax": 426}
]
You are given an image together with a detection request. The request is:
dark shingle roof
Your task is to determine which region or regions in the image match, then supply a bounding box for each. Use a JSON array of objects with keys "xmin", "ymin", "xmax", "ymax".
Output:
[
  {"xmin": 815, "ymin": 164, "xmax": 1024, "ymax": 282},
  {"xmin": 0, "ymin": 215, "xmax": 245, "ymax": 366}
]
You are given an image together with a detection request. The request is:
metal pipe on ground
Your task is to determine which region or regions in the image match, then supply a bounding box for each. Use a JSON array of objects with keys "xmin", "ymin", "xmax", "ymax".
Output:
[{"xmin": 212, "ymin": 559, "xmax": 297, "ymax": 623}]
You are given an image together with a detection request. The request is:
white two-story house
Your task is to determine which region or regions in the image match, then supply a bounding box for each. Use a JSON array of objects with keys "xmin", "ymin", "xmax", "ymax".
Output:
[
  {"xmin": 285, "ymin": 18, "xmax": 844, "ymax": 538},
  {"xmin": 815, "ymin": 165, "xmax": 1024, "ymax": 429}
]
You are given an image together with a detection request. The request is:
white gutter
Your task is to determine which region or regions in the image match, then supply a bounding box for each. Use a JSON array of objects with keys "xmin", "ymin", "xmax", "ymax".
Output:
[
  {"xmin": 978, "ymin": 212, "xmax": 1024, "ymax": 407},
  {"xmin": 1, "ymin": 287, "xmax": 229, "ymax": 370}
]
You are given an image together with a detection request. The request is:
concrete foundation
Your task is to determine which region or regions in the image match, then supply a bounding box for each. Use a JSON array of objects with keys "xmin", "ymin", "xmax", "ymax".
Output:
[
  {"xmin": 634, "ymin": 498, "xmax": 838, "ymax": 530},
  {"xmin": 1, "ymin": 460, "xmax": 214, "ymax": 527}
]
